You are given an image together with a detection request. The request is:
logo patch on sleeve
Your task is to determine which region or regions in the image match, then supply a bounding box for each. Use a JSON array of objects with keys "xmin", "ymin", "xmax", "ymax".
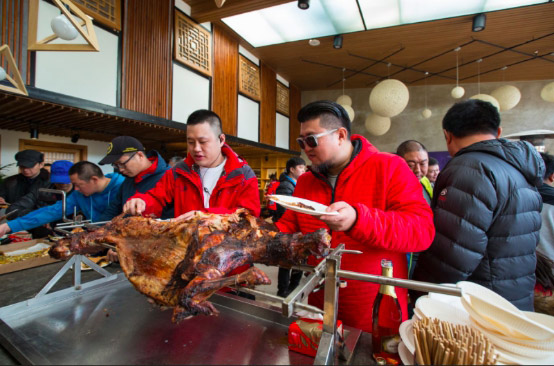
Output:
[{"xmin": 438, "ymin": 188, "xmax": 447, "ymax": 202}]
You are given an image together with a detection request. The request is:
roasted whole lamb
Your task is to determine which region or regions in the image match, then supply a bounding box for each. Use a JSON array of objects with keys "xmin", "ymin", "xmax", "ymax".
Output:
[{"xmin": 49, "ymin": 209, "xmax": 331, "ymax": 322}]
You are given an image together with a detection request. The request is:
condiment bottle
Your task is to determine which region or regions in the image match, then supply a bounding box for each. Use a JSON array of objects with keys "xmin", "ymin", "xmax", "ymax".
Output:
[{"xmin": 372, "ymin": 259, "xmax": 402, "ymax": 365}]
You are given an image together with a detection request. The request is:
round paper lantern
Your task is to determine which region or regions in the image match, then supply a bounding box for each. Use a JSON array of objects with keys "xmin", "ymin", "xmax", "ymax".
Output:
[
  {"xmin": 421, "ymin": 108, "xmax": 432, "ymax": 119},
  {"xmin": 336, "ymin": 95, "xmax": 352, "ymax": 106},
  {"xmin": 491, "ymin": 85, "xmax": 521, "ymax": 111},
  {"xmin": 0, "ymin": 66, "xmax": 6, "ymax": 81},
  {"xmin": 541, "ymin": 81, "xmax": 554, "ymax": 102},
  {"xmin": 470, "ymin": 94, "xmax": 500, "ymax": 111},
  {"xmin": 369, "ymin": 79, "xmax": 409, "ymax": 117},
  {"xmin": 451, "ymin": 86, "xmax": 465, "ymax": 99},
  {"xmin": 341, "ymin": 104, "xmax": 355, "ymax": 121},
  {"xmin": 364, "ymin": 113, "xmax": 391, "ymax": 136},
  {"xmin": 51, "ymin": 14, "xmax": 79, "ymax": 41}
]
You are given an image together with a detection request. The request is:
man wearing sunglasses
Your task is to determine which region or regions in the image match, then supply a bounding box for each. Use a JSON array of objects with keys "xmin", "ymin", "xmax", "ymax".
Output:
[
  {"xmin": 98, "ymin": 136, "xmax": 173, "ymax": 261},
  {"xmin": 275, "ymin": 100, "xmax": 434, "ymax": 333}
]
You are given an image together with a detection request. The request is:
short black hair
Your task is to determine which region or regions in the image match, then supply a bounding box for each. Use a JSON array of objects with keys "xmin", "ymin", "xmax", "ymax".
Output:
[
  {"xmin": 69, "ymin": 161, "xmax": 104, "ymax": 181},
  {"xmin": 286, "ymin": 157, "xmax": 306, "ymax": 174},
  {"xmin": 541, "ymin": 152, "xmax": 554, "ymax": 179},
  {"xmin": 187, "ymin": 109, "xmax": 223, "ymax": 136},
  {"xmin": 297, "ymin": 100, "xmax": 351, "ymax": 137},
  {"xmin": 396, "ymin": 140, "xmax": 427, "ymax": 157},
  {"xmin": 428, "ymin": 157, "xmax": 439, "ymax": 166},
  {"xmin": 442, "ymin": 99, "xmax": 500, "ymax": 138}
]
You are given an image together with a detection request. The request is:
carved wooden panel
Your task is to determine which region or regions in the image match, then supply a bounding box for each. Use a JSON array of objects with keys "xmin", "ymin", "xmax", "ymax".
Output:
[
  {"xmin": 174, "ymin": 11, "xmax": 212, "ymax": 76},
  {"xmin": 239, "ymin": 55, "xmax": 261, "ymax": 101},
  {"xmin": 276, "ymin": 82, "xmax": 289, "ymax": 116},
  {"xmin": 72, "ymin": 0, "xmax": 121, "ymax": 31}
]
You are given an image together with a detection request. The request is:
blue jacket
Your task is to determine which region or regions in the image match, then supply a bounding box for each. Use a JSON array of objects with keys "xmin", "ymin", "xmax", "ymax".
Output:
[
  {"xmin": 98, "ymin": 151, "xmax": 173, "ymax": 221},
  {"xmin": 8, "ymin": 173, "xmax": 125, "ymax": 233}
]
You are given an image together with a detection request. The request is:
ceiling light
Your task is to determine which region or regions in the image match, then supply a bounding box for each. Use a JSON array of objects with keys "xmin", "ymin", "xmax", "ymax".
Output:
[
  {"xmin": 30, "ymin": 127, "xmax": 39, "ymax": 140},
  {"xmin": 472, "ymin": 13, "xmax": 486, "ymax": 32},
  {"xmin": 51, "ymin": 14, "xmax": 79, "ymax": 40},
  {"xmin": 333, "ymin": 35, "xmax": 343, "ymax": 49},
  {"xmin": 298, "ymin": 0, "xmax": 309, "ymax": 10},
  {"xmin": 308, "ymin": 39, "xmax": 320, "ymax": 46}
]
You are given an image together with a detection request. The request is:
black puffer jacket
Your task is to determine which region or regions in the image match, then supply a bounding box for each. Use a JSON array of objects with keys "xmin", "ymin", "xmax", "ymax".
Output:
[
  {"xmin": 272, "ymin": 172, "xmax": 296, "ymax": 222},
  {"xmin": 414, "ymin": 139, "xmax": 544, "ymax": 311}
]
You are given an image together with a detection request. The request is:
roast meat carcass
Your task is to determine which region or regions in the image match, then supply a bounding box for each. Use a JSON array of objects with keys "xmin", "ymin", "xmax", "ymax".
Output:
[{"xmin": 49, "ymin": 209, "xmax": 331, "ymax": 322}]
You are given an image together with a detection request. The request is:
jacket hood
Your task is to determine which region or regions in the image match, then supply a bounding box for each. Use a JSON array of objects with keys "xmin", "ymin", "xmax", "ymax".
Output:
[
  {"xmin": 457, "ymin": 139, "xmax": 545, "ymax": 188},
  {"xmin": 147, "ymin": 150, "xmax": 169, "ymax": 176}
]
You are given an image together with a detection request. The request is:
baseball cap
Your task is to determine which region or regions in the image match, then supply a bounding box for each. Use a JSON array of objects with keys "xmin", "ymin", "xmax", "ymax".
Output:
[
  {"xmin": 50, "ymin": 160, "xmax": 74, "ymax": 184},
  {"xmin": 15, "ymin": 150, "xmax": 44, "ymax": 168},
  {"xmin": 99, "ymin": 136, "xmax": 145, "ymax": 165}
]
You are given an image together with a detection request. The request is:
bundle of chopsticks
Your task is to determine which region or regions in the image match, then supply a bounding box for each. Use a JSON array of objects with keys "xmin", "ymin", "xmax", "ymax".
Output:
[{"xmin": 413, "ymin": 317, "xmax": 498, "ymax": 365}]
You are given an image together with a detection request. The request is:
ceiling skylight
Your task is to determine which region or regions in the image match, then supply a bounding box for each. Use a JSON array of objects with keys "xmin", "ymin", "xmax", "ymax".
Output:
[{"xmin": 221, "ymin": 0, "xmax": 548, "ymax": 48}]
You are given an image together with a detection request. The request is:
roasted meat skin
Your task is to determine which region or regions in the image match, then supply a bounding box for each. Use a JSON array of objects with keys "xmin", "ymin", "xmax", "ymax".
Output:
[{"xmin": 49, "ymin": 209, "xmax": 330, "ymax": 321}]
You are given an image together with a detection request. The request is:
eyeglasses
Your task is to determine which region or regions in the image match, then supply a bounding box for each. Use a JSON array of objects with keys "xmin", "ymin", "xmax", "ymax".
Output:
[
  {"xmin": 112, "ymin": 152, "xmax": 137, "ymax": 169},
  {"xmin": 296, "ymin": 129, "xmax": 338, "ymax": 149}
]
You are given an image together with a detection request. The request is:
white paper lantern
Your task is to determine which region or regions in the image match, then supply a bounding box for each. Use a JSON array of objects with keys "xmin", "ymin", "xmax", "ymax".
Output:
[
  {"xmin": 541, "ymin": 81, "xmax": 554, "ymax": 102},
  {"xmin": 491, "ymin": 85, "xmax": 521, "ymax": 111},
  {"xmin": 51, "ymin": 14, "xmax": 79, "ymax": 41},
  {"xmin": 369, "ymin": 79, "xmax": 409, "ymax": 117},
  {"xmin": 364, "ymin": 113, "xmax": 391, "ymax": 136},
  {"xmin": 421, "ymin": 108, "xmax": 432, "ymax": 119},
  {"xmin": 470, "ymin": 94, "xmax": 500, "ymax": 111},
  {"xmin": 336, "ymin": 95, "xmax": 352, "ymax": 106},
  {"xmin": 0, "ymin": 66, "xmax": 6, "ymax": 81},
  {"xmin": 341, "ymin": 104, "xmax": 355, "ymax": 121},
  {"xmin": 451, "ymin": 86, "xmax": 465, "ymax": 99}
]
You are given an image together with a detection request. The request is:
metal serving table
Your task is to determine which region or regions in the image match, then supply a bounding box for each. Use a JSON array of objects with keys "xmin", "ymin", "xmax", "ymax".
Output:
[{"xmin": 0, "ymin": 263, "xmax": 361, "ymax": 365}]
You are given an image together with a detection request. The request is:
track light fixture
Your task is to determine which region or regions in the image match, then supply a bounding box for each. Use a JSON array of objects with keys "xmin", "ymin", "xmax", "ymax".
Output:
[
  {"xmin": 30, "ymin": 127, "xmax": 39, "ymax": 140},
  {"xmin": 333, "ymin": 35, "xmax": 343, "ymax": 49},
  {"xmin": 71, "ymin": 133, "xmax": 80, "ymax": 143},
  {"xmin": 297, "ymin": 0, "xmax": 309, "ymax": 10},
  {"xmin": 472, "ymin": 13, "xmax": 486, "ymax": 32}
]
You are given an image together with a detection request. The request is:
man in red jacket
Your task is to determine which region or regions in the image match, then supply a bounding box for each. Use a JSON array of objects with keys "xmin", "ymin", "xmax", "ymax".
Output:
[
  {"xmin": 124, "ymin": 109, "xmax": 260, "ymax": 218},
  {"xmin": 275, "ymin": 101, "xmax": 434, "ymax": 333}
]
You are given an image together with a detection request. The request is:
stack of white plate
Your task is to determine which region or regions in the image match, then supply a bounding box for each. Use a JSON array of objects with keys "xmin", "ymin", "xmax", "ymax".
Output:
[
  {"xmin": 458, "ymin": 281, "xmax": 554, "ymax": 364},
  {"xmin": 398, "ymin": 290, "xmax": 471, "ymax": 365}
]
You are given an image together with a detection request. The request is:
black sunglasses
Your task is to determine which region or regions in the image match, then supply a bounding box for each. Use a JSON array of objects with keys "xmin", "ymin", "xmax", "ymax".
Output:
[{"xmin": 296, "ymin": 128, "xmax": 338, "ymax": 149}]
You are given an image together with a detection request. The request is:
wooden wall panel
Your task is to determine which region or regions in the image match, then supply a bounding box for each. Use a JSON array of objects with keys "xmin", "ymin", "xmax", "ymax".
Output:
[
  {"xmin": 1, "ymin": 0, "xmax": 28, "ymax": 83},
  {"xmin": 289, "ymin": 84, "xmax": 301, "ymax": 152},
  {"xmin": 122, "ymin": 0, "xmax": 172, "ymax": 118},
  {"xmin": 260, "ymin": 62, "xmax": 276, "ymax": 146},
  {"xmin": 212, "ymin": 24, "xmax": 238, "ymax": 136}
]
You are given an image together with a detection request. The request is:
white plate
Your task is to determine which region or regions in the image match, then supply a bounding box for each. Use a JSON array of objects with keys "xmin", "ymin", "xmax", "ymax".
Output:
[
  {"xmin": 399, "ymin": 319, "xmax": 415, "ymax": 354},
  {"xmin": 398, "ymin": 341, "xmax": 415, "ymax": 365},
  {"xmin": 415, "ymin": 297, "xmax": 470, "ymax": 325},
  {"xmin": 267, "ymin": 195, "xmax": 339, "ymax": 216}
]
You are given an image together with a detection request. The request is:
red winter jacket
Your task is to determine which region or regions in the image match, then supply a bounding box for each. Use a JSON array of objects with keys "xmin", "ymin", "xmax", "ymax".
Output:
[
  {"xmin": 275, "ymin": 135, "xmax": 434, "ymax": 332},
  {"xmin": 129, "ymin": 144, "xmax": 261, "ymax": 218}
]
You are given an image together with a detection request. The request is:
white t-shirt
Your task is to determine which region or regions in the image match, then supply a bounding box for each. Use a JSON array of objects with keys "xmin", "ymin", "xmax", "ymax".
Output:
[{"xmin": 198, "ymin": 158, "xmax": 227, "ymax": 208}]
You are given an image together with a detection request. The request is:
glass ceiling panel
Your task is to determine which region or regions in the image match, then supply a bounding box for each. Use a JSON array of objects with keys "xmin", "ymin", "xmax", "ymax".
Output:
[{"xmin": 223, "ymin": 0, "xmax": 548, "ymax": 48}]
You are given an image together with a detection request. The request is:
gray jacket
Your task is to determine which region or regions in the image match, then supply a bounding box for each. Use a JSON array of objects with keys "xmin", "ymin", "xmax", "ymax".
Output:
[{"xmin": 414, "ymin": 139, "xmax": 544, "ymax": 311}]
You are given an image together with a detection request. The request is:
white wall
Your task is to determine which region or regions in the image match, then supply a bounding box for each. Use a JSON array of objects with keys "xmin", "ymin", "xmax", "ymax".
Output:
[
  {"xmin": 0, "ymin": 129, "xmax": 111, "ymax": 176},
  {"xmin": 34, "ymin": 0, "xmax": 119, "ymax": 106},
  {"xmin": 172, "ymin": 63, "xmax": 210, "ymax": 124},
  {"xmin": 275, "ymin": 113, "xmax": 289, "ymax": 149},
  {"xmin": 303, "ymin": 79, "xmax": 554, "ymax": 154}
]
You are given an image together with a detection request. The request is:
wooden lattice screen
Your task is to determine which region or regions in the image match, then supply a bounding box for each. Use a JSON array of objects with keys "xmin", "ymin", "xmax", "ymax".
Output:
[
  {"xmin": 174, "ymin": 11, "xmax": 212, "ymax": 76},
  {"xmin": 276, "ymin": 82, "xmax": 289, "ymax": 116},
  {"xmin": 72, "ymin": 0, "xmax": 121, "ymax": 31},
  {"xmin": 239, "ymin": 55, "xmax": 260, "ymax": 101}
]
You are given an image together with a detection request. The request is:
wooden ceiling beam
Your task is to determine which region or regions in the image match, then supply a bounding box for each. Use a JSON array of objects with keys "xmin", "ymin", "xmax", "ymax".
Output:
[{"xmin": 187, "ymin": 0, "xmax": 293, "ymax": 23}]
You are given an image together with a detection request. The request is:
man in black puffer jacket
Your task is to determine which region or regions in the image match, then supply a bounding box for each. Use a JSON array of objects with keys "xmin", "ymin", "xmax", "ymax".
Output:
[{"xmin": 414, "ymin": 99, "xmax": 544, "ymax": 311}]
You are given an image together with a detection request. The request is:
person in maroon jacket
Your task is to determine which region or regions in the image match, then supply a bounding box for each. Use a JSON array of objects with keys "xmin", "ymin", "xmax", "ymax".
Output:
[
  {"xmin": 124, "ymin": 109, "xmax": 260, "ymax": 219},
  {"xmin": 275, "ymin": 100, "xmax": 434, "ymax": 333}
]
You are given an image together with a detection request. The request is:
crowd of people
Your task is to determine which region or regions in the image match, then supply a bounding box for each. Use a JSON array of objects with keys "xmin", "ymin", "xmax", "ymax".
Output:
[{"xmin": 0, "ymin": 100, "xmax": 551, "ymax": 333}]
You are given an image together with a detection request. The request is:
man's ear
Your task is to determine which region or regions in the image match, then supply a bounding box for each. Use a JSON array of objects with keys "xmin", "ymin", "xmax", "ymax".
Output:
[
  {"xmin": 219, "ymin": 134, "xmax": 225, "ymax": 146},
  {"xmin": 548, "ymin": 172, "xmax": 554, "ymax": 184},
  {"xmin": 496, "ymin": 127, "xmax": 503, "ymax": 138},
  {"xmin": 338, "ymin": 128, "xmax": 349, "ymax": 143},
  {"xmin": 443, "ymin": 130, "xmax": 452, "ymax": 144}
]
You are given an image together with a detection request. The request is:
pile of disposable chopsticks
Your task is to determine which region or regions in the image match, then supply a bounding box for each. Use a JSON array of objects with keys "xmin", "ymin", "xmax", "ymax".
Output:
[{"xmin": 413, "ymin": 317, "xmax": 498, "ymax": 365}]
